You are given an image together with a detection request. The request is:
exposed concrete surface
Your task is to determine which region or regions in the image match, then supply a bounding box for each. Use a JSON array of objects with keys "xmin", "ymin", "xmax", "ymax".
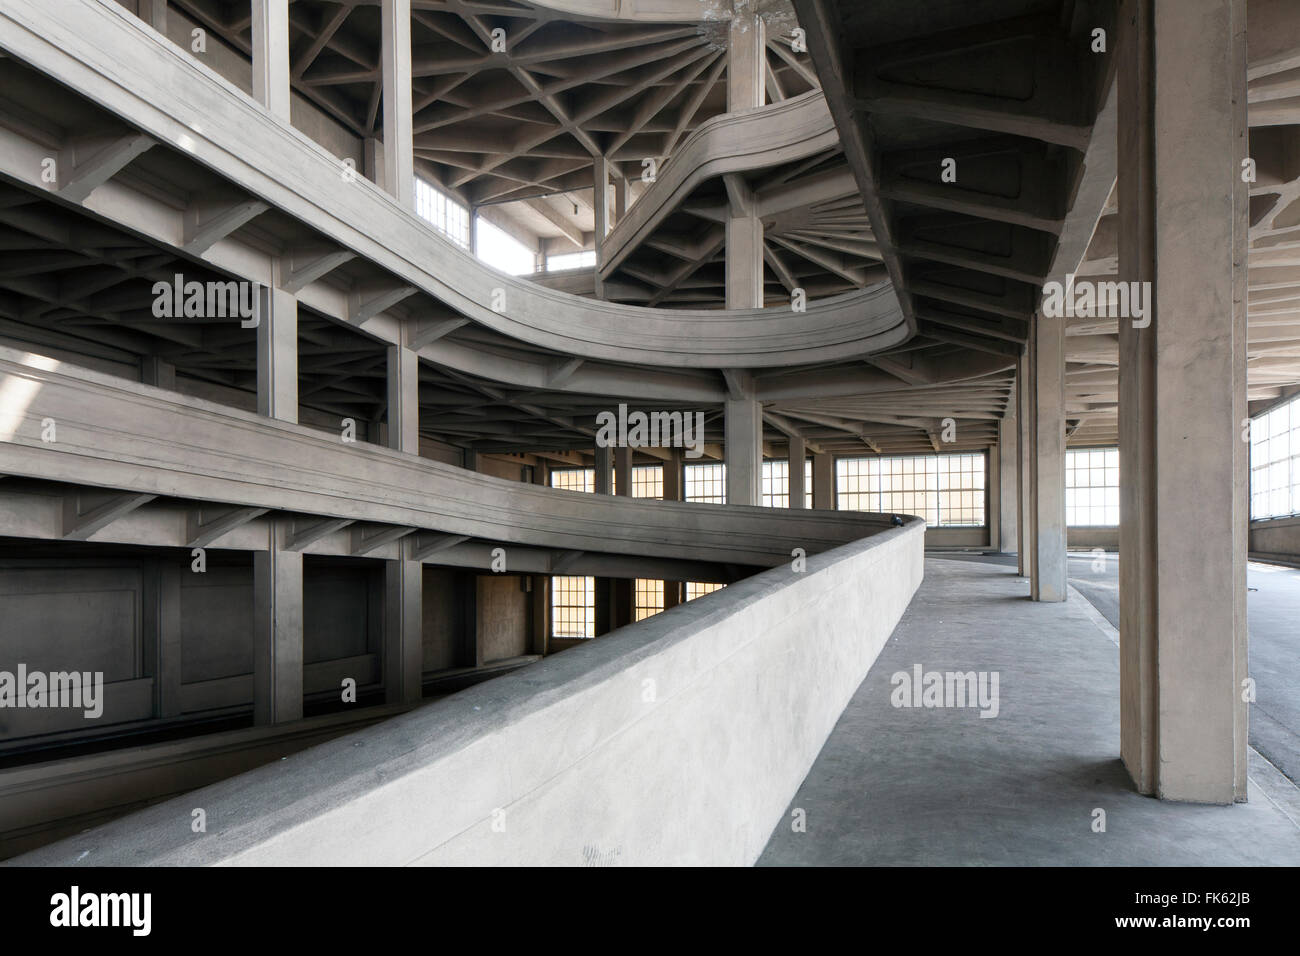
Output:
[
  {"xmin": 11, "ymin": 522, "xmax": 923, "ymax": 866},
  {"xmin": 759, "ymin": 557, "xmax": 1300, "ymax": 866}
]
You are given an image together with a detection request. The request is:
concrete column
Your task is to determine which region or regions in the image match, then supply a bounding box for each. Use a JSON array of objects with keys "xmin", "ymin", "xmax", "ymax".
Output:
[
  {"xmin": 812, "ymin": 451, "xmax": 834, "ymax": 510},
  {"xmin": 1028, "ymin": 311, "xmax": 1067, "ymax": 602},
  {"xmin": 380, "ymin": 0, "xmax": 413, "ymax": 208},
  {"xmin": 257, "ymin": 282, "xmax": 297, "ymax": 423},
  {"xmin": 998, "ymin": 396, "xmax": 1018, "ymax": 553},
  {"xmin": 727, "ymin": 4, "xmax": 765, "ymax": 112},
  {"xmin": 725, "ymin": 399, "xmax": 762, "ymax": 506},
  {"xmin": 614, "ymin": 447, "xmax": 632, "ymax": 497},
  {"xmin": 663, "ymin": 449, "xmax": 682, "ymax": 501},
  {"xmin": 140, "ymin": 0, "xmax": 168, "ymax": 34},
  {"xmin": 663, "ymin": 580, "xmax": 681, "ymax": 610},
  {"xmin": 387, "ymin": 345, "xmax": 419, "ymax": 454},
  {"xmin": 614, "ymin": 172, "xmax": 629, "ymax": 223},
  {"xmin": 725, "ymin": 181, "xmax": 764, "ymax": 310},
  {"xmin": 251, "ymin": 0, "xmax": 291, "ymax": 122},
  {"xmin": 594, "ymin": 445, "xmax": 613, "ymax": 495},
  {"xmin": 787, "ymin": 436, "xmax": 806, "ymax": 509},
  {"xmin": 593, "ymin": 156, "xmax": 612, "ymax": 242},
  {"xmin": 384, "ymin": 556, "xmax": 422, "ymax": 704},
  {"xmin": 1116, "ymin": 0, "xmax": 1248, "ymax": 803},
  {"xmin": 987, "ymin": 442, "xmax": 1000, "ymax": 551},
  {"xmin": 1016, "ymin": 354, "xmax": 1031, "ymax": 576},
  {"xmin": 140, "ymin": 355, "xmax": 175, "ymax": 390},
  {"xmin": 253, "ymin": 519, "xmax": 303, "ymax": 725}
]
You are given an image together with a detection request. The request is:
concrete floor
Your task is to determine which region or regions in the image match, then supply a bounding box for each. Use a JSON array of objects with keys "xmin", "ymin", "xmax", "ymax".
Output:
[{"xmin": 758, "ymin": 556, "xmax": 1300, "ymax": 866}]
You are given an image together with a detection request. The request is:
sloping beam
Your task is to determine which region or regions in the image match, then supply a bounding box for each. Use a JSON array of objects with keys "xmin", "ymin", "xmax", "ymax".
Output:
[
  {"xmin": 412, "ymin": 532, "xmax": 471, "ymax": 560},
  {"xmin": 183, "ymin": 198, "xmax": 270, "ymax": 256},
  {"xmin": 351, "ymin": 524, "xmax": 418, "ymax": 556},
  {"xmin": 187, "ymin": 506, "xmax": 270, "ymax": 548},
  {"xmin": 286, "ymin": 516, "xmax": 355, "ymax": 551},
  {"xmin": 62, "ymin": 492, "xmax": 157, "ymax": 541},
  {"xmin": 58, "ymin": 132, "xmax": 155, "ymax": 204},
  {"xmin": 282, "ymin": 246, "xmax": 356, "ymax": 294}
]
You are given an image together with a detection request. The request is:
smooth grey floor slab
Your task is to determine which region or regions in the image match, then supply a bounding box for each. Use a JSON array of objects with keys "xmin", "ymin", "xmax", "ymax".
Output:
[{"xmin": 758, "ymin": 557, "xmax": 1300, "ymax": 866}]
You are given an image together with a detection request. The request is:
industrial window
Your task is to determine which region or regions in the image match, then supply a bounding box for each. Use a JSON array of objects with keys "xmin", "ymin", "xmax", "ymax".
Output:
[
  {"xmin": 413, "ymin": 177, "xmax": 470, "ymax": 248},
  {"xmin": 685, "ymin": 581, "xmax": 725, "ymax": 601},
  {"xmin": 634, "ymin": 579, "xmax": 664, "ymax": 620},
  {"xmin": 632, "ymin": 464, "xmax": 663, "ymax": 499},
  {"xmin": 477, "ymin": 218, "xmax": 536, "ymax": 275},
  {"xmin": 548, "ymin": 250, "xmax": 597, "ymax": 271},
  {"xmin": 762, "ymin": 459, "xmax": 813, "ymax": 508},
  {"xmin": 550, "ymin": 467, "xmax": 594, "ymax": 493},
  {"xmin": 551, "ymin": 576, "xmax": 595, "ymax": 639},
  {"xmin": 684, "ymin": 462, "xmax": 726, "ymax": 503},
  {"xmin": 836, "ymin": 453, "xmax": 986, "ymax": 527},
  {"xmin": 1066, "ymin": 447, "xmax": 1120, "ymax": 526},
  {"xmin": 1251, "ymin": 394, "xmax": 1300, "ymax": 519}
]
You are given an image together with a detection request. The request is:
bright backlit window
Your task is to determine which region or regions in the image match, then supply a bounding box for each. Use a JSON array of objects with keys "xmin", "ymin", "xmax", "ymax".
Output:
[
  {"xmin": 685, "ymin": 582, "xmax": 725, "ymax": 601},
  {"xmin": 634, "ymin": 579, "xmax": 664, "ymax": 621},
  {"xmin": 414, "ymin": 178, "xmax": 469, "ymax": 247},
  {"xmin": 762, "ymin": 459, "xmax": 813, "ymax": 508},
  {"xmin": 836, "ymin": 453, "xmax": 985, "ymax": 527},
  {"xmin": 684, "ymin": 462, "xmax": 726, "ymax": 503},
  {"xmin": 548, "ymin": 250, "xmax": 596, "ymax": 271},
  {"xmin": 550, "ymin": 467, "xmax": 594, "ymax": 493},
  {"xmin": 1251, "ymin": 395, "xmax": 1300, "ymax": 519},
  {"xmin": 477, "ymin": 217, "xmax": 536, "ymax": 275},
  {"xmin": 551, "ymin": 576, "xmax": 594, "ymax": 639},
  {"xmin": 632, "ymin": 464, "xmax": 663, "ymax": 499},
  {"xmin": 1066, "ymin": 447, "xmax": 1120, "ymax": 526}
]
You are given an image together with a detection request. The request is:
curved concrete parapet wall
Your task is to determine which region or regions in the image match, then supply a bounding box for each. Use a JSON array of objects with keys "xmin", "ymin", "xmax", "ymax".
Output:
[
  {"xmin": 12, "ymin": 518, "xmax": 925, "ymax": 866},
  {"xmin": 0, "ymin": 1, "xmax": 911, "ymax": 370},
  {"xmin": 0, "ymin": 346, "xmax": 897, "ymax": 567}
]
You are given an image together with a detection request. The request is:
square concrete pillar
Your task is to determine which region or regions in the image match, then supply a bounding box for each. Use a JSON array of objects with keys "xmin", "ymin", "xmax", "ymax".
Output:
[
  {"xmin": 387, "ymin": 345, "xmax": 419, "ymax": 454},
  {"xmin": 251, "ymin": 0, "xmax": 291, "ymax": 121},
  {"xmin": 725, "ymin": 398, "xmax": 762, "ymax": 506},
  {"xmin": 381, "ymin": 0, "xmax": 413, "ymax": 208},
  {"xmin": 663, "ymin": 449, "xmax": 682, "ymax": 501},
  {"xmin": 727, "ymin": 5, "xmax": 766, "ymax": 112},
  {"xmin": 812, "ymin": 451, "xmax": 834, "ymax": 510},
  {"xmin": 257, "ymin": 283, "xmax": 297, "ymax": 423},
  {"xmin": 787, "ymin": 436, "xmax": 806, "ymax": 509},
  {"xmin": 1016, "ymin": 354, "xmax": 1031, "ymax": 576},
  {"xmin": 614, "ymin": 446, "xmax": 632, "ymax": 497},
  {"xmin": 253, "ymin": 519, "xmax": 303, "ymax": 725},
  {"xmin": 594, "ymin": 445, "xmax": 613, "ymax": 495},
  {"xmin": 1028, "ymin": 311, "xmax": 1067, "ymax": 602},
  {"xmin": 998, "ymin": 393, "xmax": 1018, "ymax": 554},
  {"xmin": 1116, "ymin": 0, "xmax": 1248, "ymax": 803},
  {"xmin": 384, "ymin": 556, "xmax": 422, "ymax": 705}
]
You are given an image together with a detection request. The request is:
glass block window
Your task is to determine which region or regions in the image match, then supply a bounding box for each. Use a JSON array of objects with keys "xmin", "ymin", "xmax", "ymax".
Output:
[
  {"xmin": 634, "ymin": 579, "xmax": 664, "ymax": 621},
  {"xmin": 1066, "ymin": 447, "xmax": 1120, "ymax": 526},
  {"xmin": 836, "ymin": 453, "xmax": 986, "ymax": 527},
  {"xmin": 684, "ymin": 462, "xmax": 726, "ymax": 503}
]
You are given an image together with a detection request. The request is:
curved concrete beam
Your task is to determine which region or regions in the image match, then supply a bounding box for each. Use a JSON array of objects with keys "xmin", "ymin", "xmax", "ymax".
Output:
[
  {"xmin": 528, "ymin": 0, "xmax": 728, "ymax": 22},
  {"xmin": 0, "ymin": 1, "xmax": 910, "ymax": 371},
  {"xmin": 600, "ymin": 90, "xmax": 841, "ymax": 277}
]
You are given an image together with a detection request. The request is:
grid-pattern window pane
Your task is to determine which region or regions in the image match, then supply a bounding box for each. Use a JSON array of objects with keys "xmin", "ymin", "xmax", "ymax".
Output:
[
  {"xmin": 634, "ymin": 579, "xmax": 664, "ymax": 621},
  {"xmin": 550, "ymin": 467, "xmax": 594, "ymax": 493},
  {"xmin": 632, "ymin": 464, "xmax": 663, "ymax": 499},
  {"xmin": 413, "ymin": 177, "xmax": 470, "ymax": 247},
  {"xmin": 547, "ymin": 251, "xmax": 596, "ymax": 271},
  {"xmin": 1066, "ymin": 447, "xmax": 1120, "ymax": 526},
  {"xmin": 762, "ymin": 459, "xmax": 789, "ymax": 507},
  {"xmin": 836, "ymin": 453, "xmax": 985, "ymax": 527},
  {"xmin": 685, "ymin": 463, "xmax": 726, "ymax": 503},
  {"xmin": 685, "ymin": 581, "xmax": 725, "ymax": 601},
  {"xmin": 761, "ymin": 459, "xmax": 813, "ymax": 508},
  {"xmin": 551, "ymin": 576, "xmax": 594, "ymax": 638},
  {"xmin": 1251, "ymin": 395, "xmax": 1300, "ymax": 519}
]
